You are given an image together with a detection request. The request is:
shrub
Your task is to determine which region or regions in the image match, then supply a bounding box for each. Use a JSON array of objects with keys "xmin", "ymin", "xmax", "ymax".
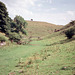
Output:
[
  {"xmin": 21, "ymin": 29, "xmax": 27, "ymax": 35},
  {"xmin": 8, "ymin": 32, "xmax": 21, "ymax": 42},
  {"xmin": 0, "ymin": 36, "xmax": 7, "ymax": 42},
  {"xmin": 65, "ymin": 28, "xmax": 75, "ymax": 39}
]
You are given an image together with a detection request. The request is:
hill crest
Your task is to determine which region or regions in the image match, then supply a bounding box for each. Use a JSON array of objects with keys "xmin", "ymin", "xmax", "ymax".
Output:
[{"xmin": 26, "ymin": 20, "xmax": 63, "ymax": 37}]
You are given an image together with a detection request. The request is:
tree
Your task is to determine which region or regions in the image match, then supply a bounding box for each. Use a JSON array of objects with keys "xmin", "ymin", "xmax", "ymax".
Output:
[
  {"xmin": 14, "ymin": 15, "xmax": 27, "ymax": 35},
  {"xmin": 10, "ymin": 21, "xmax": 17, "ymax": 32},
  {"xmin": 8, "ymin": 32, "xmax": 21, "ymax": 42},
  {"xmin": 0, "ymin": 2, "xmax": 27, "ymax": 43},
  {"xmin": 0, "ymin": 1, "xmax": 10, "ymax": 33},
  {"xmin": 14, "ymin": 15, "xmax": 27, "ymax": 34},
  {"xmin": 65, "ymin": 27, "xmax": 75, "ymax": 39}
]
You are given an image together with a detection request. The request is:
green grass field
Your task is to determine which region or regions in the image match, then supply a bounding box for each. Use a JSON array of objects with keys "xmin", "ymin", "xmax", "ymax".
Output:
[{"xmin": 0, "ymin": 32, "xmax": 75, "ymax": 75}]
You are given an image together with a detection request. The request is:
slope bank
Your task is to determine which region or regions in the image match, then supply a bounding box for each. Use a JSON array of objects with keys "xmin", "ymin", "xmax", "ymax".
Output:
[{"xmin": 26, "ymin": 21, "xmax": 63, "ymax": 37}]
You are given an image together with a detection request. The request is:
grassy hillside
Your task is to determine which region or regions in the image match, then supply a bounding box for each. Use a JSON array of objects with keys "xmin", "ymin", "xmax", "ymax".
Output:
[
  {"xmin": 60, "ymin": 20, "xmax": 75, "ymax": 31},
  {"xmin": 0, "ymin": 21, "xmax": 75, "ymax": 75},
  {"xmin": 26, "ymin": 21, "xmax": 63, "ymax": 37},
  {"xmin": 0, "ymin": 32, "xmax": 75, "ymax": 75}
]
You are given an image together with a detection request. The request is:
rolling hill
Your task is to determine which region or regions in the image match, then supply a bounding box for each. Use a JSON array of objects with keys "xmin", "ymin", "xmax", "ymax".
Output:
[
  {"xmin": 0, "ymin": 20, "xmax": 75, "ymax": 75},
  {"xmin": 60, "ymin": 20, "xmax": 75, "ymax": 31},
  {"xmin": 26, "ymin": 21, "xmax": 63, "ymax": 37}
]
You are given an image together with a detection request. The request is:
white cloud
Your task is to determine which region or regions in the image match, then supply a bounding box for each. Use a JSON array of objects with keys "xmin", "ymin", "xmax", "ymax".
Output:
[
  {"xmin": 0, "ymin": 0, "xmax": 75, "ymax": 25},
  {"xmin": 37, "ymin": 4, "xmax": 42, "ymax": 7},
  {"xmin": 47, "ymin": 0, "xmax": 53, "ymax": 4},
  {"xmin": 0, "ymin": 0, "xmax": 37, "ymax": 19},
  {"xmin": 51, "ymin": 8, "xmax": 57, "ymax": 10},
  {"xmin": 67, "ymin": 11, "xmax": 75, "ymax": 16},
  {"xmin": 30, "ymin": 11, "xmax": 75, "ymax": 25},
  {"xmin": 42, "ymin": 0, "xmax": 52, "ymax": 4}
]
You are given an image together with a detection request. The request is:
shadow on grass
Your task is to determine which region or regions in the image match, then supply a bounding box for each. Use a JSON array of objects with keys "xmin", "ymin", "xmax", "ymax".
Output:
[
  {"xmin": 46, "ymin": 37, "xmax": 75, "ymax": 46},
  {"xmin": 60, "ymin": 66, "xmax": 75, "ymax": 70},
  {"xmin": 60, "ymin": 37, "xmax": 75, "ymax": 44}
]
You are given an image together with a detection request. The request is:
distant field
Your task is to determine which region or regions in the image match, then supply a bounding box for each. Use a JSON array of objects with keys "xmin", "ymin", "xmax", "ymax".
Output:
[
  {"xmin": 0, "ymin": 32, "xmax": 75, "ymax": 75},
  {"xmin": 26, "ymin": 21, "xmax": 63, "ymax": 37}
]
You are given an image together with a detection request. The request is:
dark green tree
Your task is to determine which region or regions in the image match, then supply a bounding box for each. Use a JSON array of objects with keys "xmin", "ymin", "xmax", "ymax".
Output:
[
  {"xmin": 0, "ymin": 1, "xmax": 10, "ymax": 33},
  {"xmin": 8, "ymin": 32, "xmax": 21, "ymax": 42},
  {"xmin": 10, "ymin": 21, "xmax": 17, "ymax": 32},
  {"xmin": 65, "ymin": 27, "xmax": 75, "ymax": 39},
  {"xmin": 14, "ymin": 15, "xmax": 27, "ymax": 35},
  {"xmin": 0, "ymin": 2, "xmax": 27, "ymax": 43}
]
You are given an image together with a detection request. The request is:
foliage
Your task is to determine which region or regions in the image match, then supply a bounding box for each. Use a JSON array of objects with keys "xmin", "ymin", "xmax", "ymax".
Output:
[
  {"xmin": 65, "ymin": 27, "xmax": 75, "ymax": 39},
  {"xmin": 0, "ymin": 1, "xmax": 10, "ymax": 33},
  {"xmin": 7, "ymin": 15, "xmax": 27, "ymax": 42},
  {"xmin": 0, "ymin": 36, "xmax": 7, "ymax": 42},
  {"xmin": 10, "ymin": 21, "xmax": 18, "ymax": 33},
  {"xmin": 14, "ymin": 15, "xmax": 27, "ymax": 34},
  {"xmin": 8, "ymin": 32, "xmax": 21, "ymax": 42},
  {"xmin": 0, "ymin": 2, "xmax": 27, "ymax": 43},
  {"xmin": 21, "ymin": 29, "xmax": 27, "ymax": 35}
]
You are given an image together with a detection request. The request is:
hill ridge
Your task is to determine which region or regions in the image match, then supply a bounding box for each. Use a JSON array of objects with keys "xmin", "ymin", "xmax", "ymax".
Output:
[{"xmin": 26, "ymin": 20, "xmax": 63, "ymax": 37}]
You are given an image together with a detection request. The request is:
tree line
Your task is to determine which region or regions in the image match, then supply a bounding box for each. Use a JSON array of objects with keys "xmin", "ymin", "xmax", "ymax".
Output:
[{"xmin": 0, "ymin": 1, "xmax": 27, "ymax": 43}]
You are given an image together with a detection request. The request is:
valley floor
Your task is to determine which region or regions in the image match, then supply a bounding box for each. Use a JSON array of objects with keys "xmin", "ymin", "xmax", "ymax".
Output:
[{"xmin": 0, "ymin": 34, "xmax": 75, "ymax": 75}]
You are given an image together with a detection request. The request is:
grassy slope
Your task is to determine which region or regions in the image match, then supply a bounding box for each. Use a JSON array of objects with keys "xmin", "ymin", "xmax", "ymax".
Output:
[
  {"xmin": 0, "ymin": 32, "xmax": 75, "ymax": 75},
  {"xmin": 60, "ymin": 21, "xmax": 75, "ymax": 31},
  {"xmin": 25, "ymin": 34, "xmax": 75, "ymax": 75},
  {"xmin": 26, "ymin": 21, "xmax": 63, "ymax": 37}
]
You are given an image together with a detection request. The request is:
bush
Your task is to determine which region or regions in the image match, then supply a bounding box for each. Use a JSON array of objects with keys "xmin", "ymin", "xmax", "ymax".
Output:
[
  {"xmin": 65, "ymin": 28, "xmax": 75, "ymax": 39},
  {"xmin": 0, "ymin": 36, "xmax": 7, "ymax": 42},
  {"xmin": 21, "ymin": 29, "xmax": 27, "ymax": 35},
  {"xmin": 8, "ymin": 32, "xmax": 21, "ymax": 42}
]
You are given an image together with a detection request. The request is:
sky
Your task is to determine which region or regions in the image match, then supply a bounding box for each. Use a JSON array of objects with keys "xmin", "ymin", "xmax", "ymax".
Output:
[{"xmin": 0, "ymin": 0, "xmax": 75, "ymax": 25}]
